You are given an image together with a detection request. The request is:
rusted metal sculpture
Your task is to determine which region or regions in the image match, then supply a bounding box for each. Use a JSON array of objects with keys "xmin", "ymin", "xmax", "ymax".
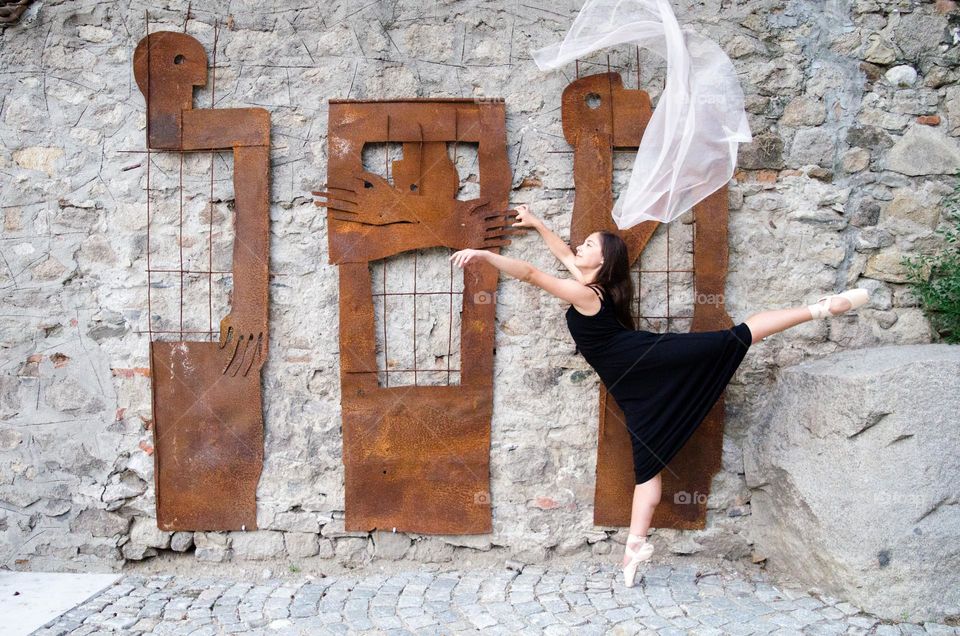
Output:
[
  {"xmin": 315, "ymin": 99, "xmax": 516, "ymax": 534},
  {"xmin": 562, "ymin": 71, "xmax": 733, "ymax": 529},
  {"xmin": 134, "ymin": 31, "xmax": 270, "ymax": 531}
]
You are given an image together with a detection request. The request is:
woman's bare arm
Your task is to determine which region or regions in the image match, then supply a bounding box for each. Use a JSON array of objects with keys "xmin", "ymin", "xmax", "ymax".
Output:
[
  {"xmin": 513, "ymin": 205, "xmax": 586, "ymax": 283},
  {"xmin": 449, "ymin": 249, "xmax": 598, "ymax": 308}
]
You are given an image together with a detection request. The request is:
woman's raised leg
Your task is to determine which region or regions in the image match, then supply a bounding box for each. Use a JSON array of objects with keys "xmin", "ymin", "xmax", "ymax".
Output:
[{"xmin": 743, "ymin": 295, "xmax": 856, "ymax": 344}]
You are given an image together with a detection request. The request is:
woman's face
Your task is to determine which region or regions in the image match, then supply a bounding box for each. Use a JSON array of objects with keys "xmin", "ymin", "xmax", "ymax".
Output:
[{"xmin": 574, "ymin": 232, "xmax": 604, "ymax": 270}]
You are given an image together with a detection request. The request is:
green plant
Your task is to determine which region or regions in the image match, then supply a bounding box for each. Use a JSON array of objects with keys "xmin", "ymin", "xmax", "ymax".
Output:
[
  {"xmin": 901, "ymin": 173, "xmax": 960, "ymax": 343},
  {"xmin": 289, "ymin": 564, "xmax": 300, "ymax": 573}
]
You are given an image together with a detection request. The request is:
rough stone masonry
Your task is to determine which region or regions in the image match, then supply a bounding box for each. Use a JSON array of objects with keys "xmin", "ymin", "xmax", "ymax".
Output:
[{"xmin": 0, "ymin": 0, "xmax": 958, "ymax": 593}]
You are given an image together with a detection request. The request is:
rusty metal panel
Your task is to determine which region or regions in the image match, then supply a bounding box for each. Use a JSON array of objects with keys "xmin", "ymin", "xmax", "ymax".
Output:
[
  {"xmin": 315, "ymin": 99, "xmax": 516, "ymax": 534},
  {"xmin": 560, "ymin": 72, "xmax": 732, "ymax": 529},
  {"xmin": 133, "ymin": 30, "xmax": 270, "ymax": 531},
  {"xmin": 343, "ymin": 386, "xmax": 493, "ymax": 534},
  {"xmin": 149, "ymin": 342, "xmax": 263, "ymax": 531}
]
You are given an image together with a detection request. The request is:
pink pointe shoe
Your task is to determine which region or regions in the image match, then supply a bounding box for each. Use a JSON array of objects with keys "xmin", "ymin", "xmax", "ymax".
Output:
[
  {"xmin": 807, "ymin": 288, "xmax": 870, "ymax": 319},
  {"xmin": 622, "ymin": 533, "xmax": 654, "ymax": 587}
]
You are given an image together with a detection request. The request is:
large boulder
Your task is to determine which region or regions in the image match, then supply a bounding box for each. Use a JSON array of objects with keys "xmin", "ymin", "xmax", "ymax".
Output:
[{"xmin": 744, "ymin": 344, "xmax": 960, "ymax": 622}]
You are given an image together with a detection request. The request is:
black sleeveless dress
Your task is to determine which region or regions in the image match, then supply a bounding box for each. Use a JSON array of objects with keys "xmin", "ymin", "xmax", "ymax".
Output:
[{"xmin": 566, "ymin": 284, "xmax": 753, "ymax": 484}]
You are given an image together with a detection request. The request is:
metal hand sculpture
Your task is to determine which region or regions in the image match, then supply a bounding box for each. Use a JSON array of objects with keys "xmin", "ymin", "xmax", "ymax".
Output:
[
  {"xmin": 316, "ymin": 122, "xmax": 517, "ymax": 263},
  {"xmin": 317, "ymin": 168, "xmax": 506, "ymax": 247},
  {"xmin": 133, "ymin": 31, "xmax": 270, "ymax": 531}
]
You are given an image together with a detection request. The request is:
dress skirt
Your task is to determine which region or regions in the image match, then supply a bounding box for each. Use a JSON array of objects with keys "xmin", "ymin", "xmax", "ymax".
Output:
[{"xmin": 601, "ymin": 322, "xmax": 754, "ymax": 484}]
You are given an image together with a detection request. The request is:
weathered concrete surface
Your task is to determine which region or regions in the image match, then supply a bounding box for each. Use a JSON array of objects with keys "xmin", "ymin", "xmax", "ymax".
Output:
[{"xmin": 744, "ymin": 344, "xmax": 960, "ymax": 623}]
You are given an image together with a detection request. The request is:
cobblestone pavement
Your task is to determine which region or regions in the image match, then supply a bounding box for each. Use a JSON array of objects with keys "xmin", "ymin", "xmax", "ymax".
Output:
[{"xmin": 32, "ymin": 559, "xmax": 958, "ymax": 635}]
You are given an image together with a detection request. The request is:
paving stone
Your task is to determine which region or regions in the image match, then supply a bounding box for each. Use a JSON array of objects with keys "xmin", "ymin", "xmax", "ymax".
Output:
[
  {"xmin": 656, "ymin": 604, "xmax": 686, "ymax": 619},
  {"xmin": 848, "ymin": 615, "xmax": 879, "ymax": 628},
  {"xmin": 800, "ymin": 621, "xmax": 849, "ymax": 636},
  {"xmin": 25, "ymin": 562, "xmax": 941, "ymax": 635}
]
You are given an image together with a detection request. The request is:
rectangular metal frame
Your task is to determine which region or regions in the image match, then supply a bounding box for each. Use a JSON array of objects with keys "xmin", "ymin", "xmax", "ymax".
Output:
[{"xmin": 319, "ymin": 99, "xmax": 515, "ymax": 533}]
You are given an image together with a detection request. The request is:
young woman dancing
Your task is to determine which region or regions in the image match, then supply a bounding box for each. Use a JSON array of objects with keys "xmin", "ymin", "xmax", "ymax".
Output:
[{"xmin": 449, "ymin": 204, "xmax": 869, "ymax": 587}]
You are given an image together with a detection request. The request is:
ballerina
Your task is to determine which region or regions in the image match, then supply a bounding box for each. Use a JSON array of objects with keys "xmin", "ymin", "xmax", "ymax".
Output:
[{"xmin": 449, "ymin": 204, "xmax": 869, "ymax": 587}]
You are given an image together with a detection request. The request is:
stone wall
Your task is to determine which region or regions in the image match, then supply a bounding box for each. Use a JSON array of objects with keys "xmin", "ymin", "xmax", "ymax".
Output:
[{"xmin": 0, "ymin": 0, "xmax": 957, "ymax": 575}]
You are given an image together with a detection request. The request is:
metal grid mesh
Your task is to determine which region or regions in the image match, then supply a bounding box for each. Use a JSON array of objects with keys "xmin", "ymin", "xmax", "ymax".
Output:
[{"xmin": 140, "ymin": 15, "xmax": 231, "ymax": 343}]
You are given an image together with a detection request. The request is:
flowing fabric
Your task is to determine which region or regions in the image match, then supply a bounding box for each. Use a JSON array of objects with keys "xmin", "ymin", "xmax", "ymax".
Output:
[{"xmin": 531, "ymin": 0, "xmax": 752, "ymax": 229}]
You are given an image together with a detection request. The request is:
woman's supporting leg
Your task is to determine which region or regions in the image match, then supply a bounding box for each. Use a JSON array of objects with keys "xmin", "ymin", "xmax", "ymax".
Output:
[
  {"xmin": 743, "ymin": 296, "xmax": 854, "ymax": 344},
  {"xmin": 623, "ymin": 471, "xmax": 661, "ymax": 566}
]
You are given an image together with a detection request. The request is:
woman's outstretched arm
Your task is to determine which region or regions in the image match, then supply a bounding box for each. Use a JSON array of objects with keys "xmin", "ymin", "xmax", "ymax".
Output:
[
  {"xmin": 513, "ymin": 204, "xmax": 585, "ymax": 283},
  {"xmin": 449, "ymin": 248, "xmax": 598, "ymax": 308}
]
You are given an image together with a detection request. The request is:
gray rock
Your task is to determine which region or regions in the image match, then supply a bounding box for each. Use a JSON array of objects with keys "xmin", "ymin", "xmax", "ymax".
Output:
[
  {"xmin": 781, "ymin": 97, "xmax": 827, "ymax": 127},
  {"xmin": 170, "ymin": 532, "xmax": 194, "ymax": 552},
  {"xmin": 863, "ymin": 33, "xmax": 897, "ymax": 64},
  {"xmin": 499, "ymin": 445, "xmax": 550, "ymax": 485},
  {"xmin": 885, "ymin": 125, "xmax": 960, "ymax": 176},
  {"xmin": 789, "ymin": 129, "xmax": 836, "ymax": 168},
  {"xmin": 891, "ymin": 89, "xmax": 939, "ymax": 116},
  {"xmin": 334, "ymin": 536, "xmax": 371, "ymax": 565},
  {"xmin": 43, "ymin": 376, "xmax": 103, "ymax": 414},
  {"xmin": 0, "ymin": 485, "xmax": 39, "ymax": 508},
  {"xmin": 884, "ymin": 65, "xmax": 917, "ymax": 87},
  {"xmin": 0, "ymin": 375, "xmax": 20, "ymax": 420},
  {"xmin": 284, "ymin": 532, "xmax": 320, "ymax": 558},
  {"xmin": 38, "ymin": 499, "xmax": 71, "ymax": 517},
  {"xmin": 850, "ymin": 198, "xmax": 882, "ymax": 228},
  {"xmin": 0, "ymin": 428, "xmax": 24, "ymax": 451},
  {"xmin": 923, "ymin": 65, "xmax": 955, "ymax": 89},
  {"xmin": 408, "ymin": 536, "xmax": 455, "ymax": 562},
  {"xmin": 881, "ymin": 189, "xmax": 941, "ymax": 231},
  {"xmin": 195, "ymin": 532, "xmax": 230, "ymax": 563},
  {"xmin": 271, "ymin": 511, "xmax": 326, "ymax": 533},
  {"xmin": 70, "ymin": 508, "xmax": 130, "ymax": 537},
  {"xmin": 125, "ymin": 451, "xmax": 153, "ymax": 483},
  {"xmin": 840, "ymin": 148, "xmax": 870, "ymax": 173},
  {"xmin": 845, "ymin": 125, "xmax": 893, "ymax": 152},
  {"xmin": 744, "ymin": 344, "xmax": 960, "ymax": 622},
  {"xmin": 230, "ymin": 530, "xmax": 286, "ymax": 560},
  {"xmin": 319, "ymin": 518, "xmax": 369, "ymax": 539},
  {"xmin": 121, "ymin": 542, "xmax": 157, "ymax": 561},
  {"xmin": 945, "ymin": 86, "xmax": 960, "ymax": 135},
  {"xmin": 102, "ymin": 471, "xmax": 147, "ymax": 505},
  {"xmin": 317, "ymin": 538, "xmax": 335, "ymax": 559},
  {"xmin": 128, "ymin": 517, "xmax": 171, "ymax": 552},
  {"xmin": 738, "ymin": 134, "xmax": 784, "ymax": 169},
  {"xmin": 854, "ymin": 227, "xmax": 894, "ymax": 251},
  {"xmin": 890, "ymin": 10, "xmax": 949, "ymax": 64},
  {"xmin": 864, "ymin": 248, "xmax": 926, "ymax": 283},
  {"xmin": 372, "ymin": 530, "xmax": 411, "ymax": 560},
  {"xmin": 667, "ymin": 537, "xmax": 704, "ymax": 555}
]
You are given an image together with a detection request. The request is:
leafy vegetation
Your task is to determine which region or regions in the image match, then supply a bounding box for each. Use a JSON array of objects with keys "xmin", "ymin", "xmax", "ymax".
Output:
[{"xmin": 900, "ymin": 173, "xmax": 960, "ymax": 344}]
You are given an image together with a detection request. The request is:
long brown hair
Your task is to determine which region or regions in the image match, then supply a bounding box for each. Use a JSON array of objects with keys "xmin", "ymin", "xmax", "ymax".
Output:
[{"xmin": 586, "ymin": 230, "xmax": 635, "ymax": 331}]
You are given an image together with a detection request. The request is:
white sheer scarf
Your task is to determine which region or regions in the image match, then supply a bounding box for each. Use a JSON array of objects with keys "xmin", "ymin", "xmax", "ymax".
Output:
[{"xmin": 531, "ymin": 0, "xmax": 752, "ymax": 228}]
